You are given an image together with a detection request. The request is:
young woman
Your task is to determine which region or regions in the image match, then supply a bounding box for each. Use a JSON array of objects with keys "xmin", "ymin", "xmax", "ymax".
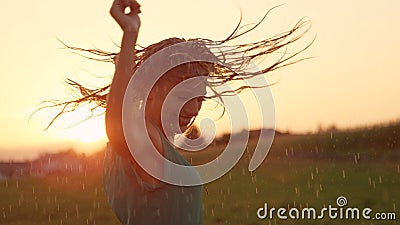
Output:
[
  {"xmin": 40, "ymin": 0, "xmax": 311, "ymax": 224},
  {"xmin": 103, "ymin": 1, "xmax": 207, "ymax": 224}
]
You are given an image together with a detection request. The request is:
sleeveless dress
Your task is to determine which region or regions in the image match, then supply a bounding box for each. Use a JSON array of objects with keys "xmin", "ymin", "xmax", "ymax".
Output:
[{"xmin": 103, "ymin": 133, "xmax": 204, "ymax": 225}]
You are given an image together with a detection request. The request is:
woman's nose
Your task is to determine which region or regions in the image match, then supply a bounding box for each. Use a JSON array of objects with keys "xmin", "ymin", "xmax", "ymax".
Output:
[{"xmin": 182, "ymin": 98, "xmax": 200, "ymax": 116}]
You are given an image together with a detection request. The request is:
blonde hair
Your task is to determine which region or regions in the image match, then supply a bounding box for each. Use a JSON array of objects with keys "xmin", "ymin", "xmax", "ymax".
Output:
[{"xmin": 34, "ymin": 9, "xmax": 313, "ymax": 129}]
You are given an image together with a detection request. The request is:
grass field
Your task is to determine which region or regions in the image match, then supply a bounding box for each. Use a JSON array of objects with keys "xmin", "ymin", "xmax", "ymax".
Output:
[{"xmin": 1, "ymin": 125, "xmax": 399, "ymax": 224}]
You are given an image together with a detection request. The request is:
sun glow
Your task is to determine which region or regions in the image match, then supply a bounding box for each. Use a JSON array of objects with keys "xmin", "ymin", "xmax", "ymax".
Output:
[
  {"xmin": 36, "ymin": 104, "xmax": 107, "ymax": 147},
  {"xmin": 62, "ymin": 117, "xmax": 107, "ymax": 143}
]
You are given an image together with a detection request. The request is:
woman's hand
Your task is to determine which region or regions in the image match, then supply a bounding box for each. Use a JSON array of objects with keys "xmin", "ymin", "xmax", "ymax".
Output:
[
  {"xmin": 110, "ymin": 0, "xmax": 141, "ymax": 34},
  {"xmin": 106, "ymin": 0, "xmax": 140, "ymax": 153},
  {"xmin": 109, "ymin": 0, "xmax": 140, "ymax": 70}
]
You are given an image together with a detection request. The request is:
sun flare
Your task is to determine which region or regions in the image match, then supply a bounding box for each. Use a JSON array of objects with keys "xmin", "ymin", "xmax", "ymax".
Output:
[
  {"xmin": 70, "ymin": 118, "xmax": 106, "ymax": 144},
  {"xmin": 48, "ymin": 115, "xmax": 108, "ymax": 145}
]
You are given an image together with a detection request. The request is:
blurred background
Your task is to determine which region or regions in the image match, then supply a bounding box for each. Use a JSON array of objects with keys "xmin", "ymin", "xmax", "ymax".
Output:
[{"xmin": 0, "ymin": 0, "xmax": 399, "ymax": 224}]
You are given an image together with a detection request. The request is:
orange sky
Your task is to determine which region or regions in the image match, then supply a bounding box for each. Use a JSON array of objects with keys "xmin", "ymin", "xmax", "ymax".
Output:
[{"xmin": 1, "ymin": 0, "xmax": 400, "ymax": 160}]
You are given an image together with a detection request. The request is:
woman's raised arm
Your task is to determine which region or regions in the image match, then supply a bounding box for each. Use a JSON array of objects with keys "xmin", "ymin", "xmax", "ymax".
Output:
[
  {"xmin": 105, "ymin": 0, "xmax": 141, "ymax": 155},
  {"xmin": 105, "ymin": 0, "xmax": 164, "ymax": 185}
]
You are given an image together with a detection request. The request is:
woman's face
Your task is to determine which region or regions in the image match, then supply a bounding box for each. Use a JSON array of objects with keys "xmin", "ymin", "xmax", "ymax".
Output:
[{"xmin": 146, "ymin": 68, "xmax": 207, "ymax": 134}]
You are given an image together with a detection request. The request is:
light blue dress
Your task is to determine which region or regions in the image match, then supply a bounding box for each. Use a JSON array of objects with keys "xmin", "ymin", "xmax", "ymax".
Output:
[{"xmin": 103, "ymin": 134, "xmax": 204, "ymax": 225}]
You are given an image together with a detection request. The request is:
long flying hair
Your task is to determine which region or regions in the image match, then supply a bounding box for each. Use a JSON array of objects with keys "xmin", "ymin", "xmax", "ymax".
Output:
[{"xmin": 34, "ymin": 8, "xmax": 313, "ymax": 130}]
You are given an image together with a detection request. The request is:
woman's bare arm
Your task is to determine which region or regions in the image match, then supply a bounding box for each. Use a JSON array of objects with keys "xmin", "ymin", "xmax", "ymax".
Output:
[
  {"xmin": 106, "ymin": 0, "xmax": 141, "ymax": 149},
  {"xmin": 106, "ymin": 0, "xmax": 163, "ymax": 185}
]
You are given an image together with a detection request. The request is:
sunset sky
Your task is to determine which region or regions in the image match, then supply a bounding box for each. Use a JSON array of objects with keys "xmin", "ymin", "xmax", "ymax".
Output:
[{"xmin": 1, "ymin": 0, "xmax": 399, "ymax": 160}]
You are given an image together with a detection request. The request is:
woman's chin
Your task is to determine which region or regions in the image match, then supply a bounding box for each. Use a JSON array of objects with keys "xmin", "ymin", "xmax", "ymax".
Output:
[
  {"xmin": 179, "ymin": 123, "xmax": 190, "ymax": 133},
  {"xmin": 179, "ymin": 126, "xmax": 188, "ymax": 133}
]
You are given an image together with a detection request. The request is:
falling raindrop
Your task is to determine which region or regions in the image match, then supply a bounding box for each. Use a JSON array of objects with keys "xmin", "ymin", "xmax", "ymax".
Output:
[
  {"xmin": 251, "ymin": 174, "xmax": 257, "ymax": 183},
  {"xmin": 311, "ymin": 172, "xmax": 314, "ymax": 180},
  {"xmin": 138, "ymin": 100, "xmax": 143, "ymax": 109},
  {"xmin": 342, "ymin": 170, "xmax": 346, "ymax": 178},
  {"xmin": 368, "ymin": 177, "xmax": 372, "ymax": 186},
  {"xmin": 75, "ymin": 204, "xmax": 80, "ymax": 218},
  {"xmin": 379, "ymin": 176, "xmax": 382, "ymax": 184}
]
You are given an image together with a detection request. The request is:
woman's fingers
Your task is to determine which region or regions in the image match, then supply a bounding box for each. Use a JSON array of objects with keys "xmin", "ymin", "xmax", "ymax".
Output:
[
  {"xmin": 110, "ymin": 0, "xmax": 141, "ymax": 32},
  {"xmin": 111, "ymin": 0, "xmax": 140, "ymax": 17},
  {"xmin": 128, "ymin": 0, "xmax": 141, "ymax": 14},
  {"xmin": 110, "ymin": 0, "xmax": 124, "ymax": 19}
]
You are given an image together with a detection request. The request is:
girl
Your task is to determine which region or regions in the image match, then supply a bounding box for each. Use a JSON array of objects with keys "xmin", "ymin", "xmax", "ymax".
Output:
[
  {"xmin": 42, "ymin": 0, "xmax": 311, "ymax": 224},
  {"xmin": 104, "ymin": 1, "xmax": 207, "ymax": 223}
]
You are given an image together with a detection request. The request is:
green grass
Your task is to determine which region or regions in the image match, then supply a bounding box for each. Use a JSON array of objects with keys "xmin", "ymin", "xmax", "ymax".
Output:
[
  {"xmin": 202, "ymin": 159, "xmax": 399, "ymax": 225},
  {"xmin": 0, "ymin": 171, "xmax": 119, "ymax": 225},
  {"xmin": 1, "ymin": 159, "xmax": 398, "ymax": 224},
  {"xmin": 1, "ymin": 127, "xmax": 399, "ymax": 224}
]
